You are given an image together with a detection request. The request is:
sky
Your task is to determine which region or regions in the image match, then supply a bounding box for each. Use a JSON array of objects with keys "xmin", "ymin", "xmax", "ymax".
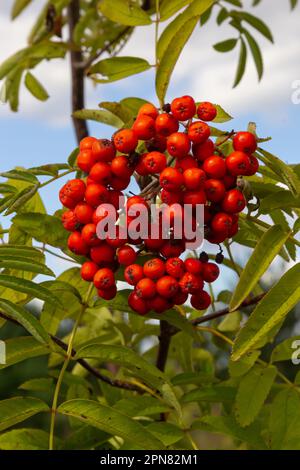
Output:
[{"xmin": 0, "ymin": 0, "xmax": 299, "ymax": 285}]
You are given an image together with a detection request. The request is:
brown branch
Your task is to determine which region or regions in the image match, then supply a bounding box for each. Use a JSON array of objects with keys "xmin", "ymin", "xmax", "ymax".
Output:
[
  {"xmin": 156, "ymin": 320, "xmax": 173, "ymax": 372},
  {"xmin": 0, "ymin": 312, "xmax": 144, "ymax": 394},
  {"xmin": 67, "ymin": 0, "xmax": 88, "ymax": 143}
]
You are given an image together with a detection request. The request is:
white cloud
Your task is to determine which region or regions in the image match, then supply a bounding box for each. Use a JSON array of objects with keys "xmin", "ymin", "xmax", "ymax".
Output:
[{"xmin": 0, "ymin": 0, "xmax": 299, "ymax": 125}]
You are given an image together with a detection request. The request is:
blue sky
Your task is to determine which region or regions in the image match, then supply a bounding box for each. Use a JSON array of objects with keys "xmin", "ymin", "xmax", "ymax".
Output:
[{"xmin": 0, "ymin": 0, "xmax": 299, "ymax": 286}]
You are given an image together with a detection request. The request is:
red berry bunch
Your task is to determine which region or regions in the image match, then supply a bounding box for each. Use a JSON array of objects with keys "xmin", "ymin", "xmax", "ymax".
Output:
[{"xmin": 59, "ymin": 96, "xmax": 259, "ymax": 315}]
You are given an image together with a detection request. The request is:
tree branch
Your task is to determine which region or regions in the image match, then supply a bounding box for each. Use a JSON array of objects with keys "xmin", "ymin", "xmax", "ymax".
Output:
[{"xmin": 67, "ymin": 0, "xmax": 88, "ymax": 143}]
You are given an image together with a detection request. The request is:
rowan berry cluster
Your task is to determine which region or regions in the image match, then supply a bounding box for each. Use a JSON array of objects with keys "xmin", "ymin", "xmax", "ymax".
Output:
[{"xmin": 59, "ymin": 95, "xmax": 259, "ymax": 315}]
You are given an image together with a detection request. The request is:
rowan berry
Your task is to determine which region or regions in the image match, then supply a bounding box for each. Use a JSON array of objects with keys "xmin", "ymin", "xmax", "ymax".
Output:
[
  {"xmin": 204, "ymin": 179, "xmax": 226, "ymax": 203},
  {"xmin": 59, "ymin": 179, "xmax": 86, "ymax": 209},
  {"xmin": 92, "ymin": 139, "xmax": 116, "ymax": 162},
  {"xmin": 175, "ymin": 155, "xmax": 198, "ymax": 172},
  {"xmin": 81, "ymin": 261, "xmax": 99, "ymax": 281},
  {"xmin": 183, "ymin": 189, "xmax": 207, "ymax": 206},
  {"xmin": 184, "ymin": 258, "xmax": 203, "ymax": 275},
  {"xmin": 113, "ymin": 129, "xmax": 138, "ymax": 153},
  {"xmin": 211, "ymin": 212, "xmax": 233, "ymax": 236},
  {"xmin": 85, "ymin": 183, "xmax": 109, "ymax": 207},
  {"xmin": 111, "ymin": 155, "xmax": 133, "ymax": 179},
  {"xmin": 170, "ymin": 95, "xmax": 196, "ymax": 121},
  {"xmin": 89, "ymin": 162, "xmax": 112, "ymax": 184},
  {"xmin": 94, "ymin": 268, "xmax": 115, "ymax": 289},
  {"xmin": 124, "ymin": 264, "xmax": 144, "ymax": 286},
  {"xmin": 79, "ymin": 136, "xmax": 98, "ymax": 151},
  {"xmin": 155, "ymin": 113, "xmax": 179, "ymax": 136},
  {"xmin": 67, "ymin": 231, "xmax": 89, "ymax": 255},
  {"xmin": 222, "ymin": 189, "xmax": 246, "ymax": 213},
  {"xmin": 97, "ymin": 285, "xmax": 117, "ymax": 300},
  {"xmin": 233, "ymin": 131, "xmax": 257, "ymax": 154},
  {"xmin": 192, "ymin": 139, "xmax": 215, "ymax": 162},
  {"xmin": 82, "ymin": 223, "xmax": 101, "ymax": 247},
  {"xmin": 248, "ymin": 155, "xmax": 259, "ymax": 175},
  {"xmin": 160, "ymin": 240, "xmax": 185, "ymax": 258},
  {"xmin": 128, "ymin": 291, "xmax": 149, "ymax": 315},
  {"xmin": 117, "ymin": 245, "xmax": 137, "ymax": 266},
  {"xmin": 223, "ymin": 174, "xmax": 237, "ymax": 189},
  {"xmin": 77, "ymin": 149, "xmax": 96, "ymax": 173},
  {"xmin": 143, "ymin": 258, "xmax": 165, "ymax": 280},
  {"xmin": 179, "ymin": 272, "xmax": 203, "ymax": 294},
  {"xmin": 90, "ymin": 243, "xmax": 115, "ymax": 265},
  {"xmin": 188, "ymin": 121, "xmax": 210, "ymax": 144},
  {"xmin": 62, "ymin": 210, "xmax": 79, "ymax": 231},
  {"xmin": 226, "ymin": 151, "xmax": 251, "ymax": 176},
  {"xmin": 173, "ymin": 290, "xmax": 188, "ymax": 305},
  {"xmin": 110, "ymin": 176, "xmax": 131, "ymax": 191},
  {"xmin": 161, "ymin": 189, "xmax": 183, "ymax": 205},
  {"xmin": 105, "ymin": 226, "xmax": 127, "ymax": 248},
  {"xmin": 138, "ymin": 103, "xmax": 159, "ymax": 120},
  {"xmin": 159, "ymin": 167, "xmax": 184, "ymax": 192},
  {"xmin": 145, "ymin": 135, "xmax": 167, "ymax": 153},
  {"xmin": 150, "ymin": 295, "xmax": 171, "ymax": 314},
  {"xmin": 202, "ymin": 262, "xmax": 220, "ymax": 282},
  {"xmin": 136, "ymin": 278, "xmax": 156, "ymax": 299},
  {"xmin": 156, "ymin": 276, "xmax": 179, "ymax": 298},
  {"xmin": 203, "ymin": 155, "xmax": 226, "ymax": 179},
  {"xmin": 183, "ymin": 168, "xmax": 206, "ymax": 190},
  {"xmin": 108, "ymin": 189, "xmax": 125, "ymax": 210},
  {"xmin": 167, "ymin": 132, "xmax": 191, "ymax": 158},
  {"xmin": 132, "ymin": 115, "xmax": 155, "ymax": 140},
  {"xmin": 165, "ymin": 257, "xmax": 185, "ymax": 278},
  {"xmin": 143, "ymin": 151, "xmax": 167, "ymax": 174},
  {"xmin": 190, "ymin": 291, "xmax": 211, "ymax": 310},
  {"xmin": 73, "ymin": 202, "xmax": 93, "ymax": 225},
  {"xmin": 197, "ymin": 102, "xmax": 217, "ymax": 121}
]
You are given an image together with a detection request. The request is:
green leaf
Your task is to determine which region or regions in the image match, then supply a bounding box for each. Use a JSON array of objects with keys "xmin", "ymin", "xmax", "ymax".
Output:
[
  {"xmin": 271, "ymin": 336, "xmax": 300, "ymax": 363},
  {"xmin": 0, "ymin": 397, "xmax": 49, "ymax": 432},
  {"xmin": 13, "ymin": 212, "xmax": 68, "ymax": 248},
  {"xmin": 229, "ymin": 350, "xmax": 261, "ymax": 377},
  {"xmin": 193, "ymin": 415, "xmax": 267, "ymax": 449},
  {"xmin": 0, "ymin": 337, "xmax": 49, "ymax": 370},
  {"xmin": 72, "ymin": 109, "xmax": 123, "ymax": 128},
  {"xmin": 120, "ymin": 97, "xmax": 149, "ymax": 116},
  {"xmin": 257, "ymin": 148, "xmax": 300, "ymax": 197},
  {"xmin": 231, "ymin": 263, "xmax": 300, "ymax": 361},
  {"xmin": 0, "ymin": 428, "xmax": 50, "ymax": 450},
  {"xmin": 230, "ymin": 225, "xmax": 290, "ymax": 310},
  {"xmin": 182, "ymin": 386, "xmax": 236, "ymax": 403},
  {"xmin": 268, "ymin": 389, "xmax": 300, "ymax": 449},
  {"xmin": 235, "ymin": 11, "xmax": 273, "ymax": 42},
  {"xmin": 24, "ymin": 71, "xmax": 49, "ymax": 101},
  {"xmin": 156, "ymin": 0, "xmax": 214, "ymax": 103},
  {"xmin": 0, "ymin": 299, "xmax": 50, "ymax": 343},
  {"xmin": 99, "ymin": 101, "xmax": 132, "ymax": 123},
  {"xmin": 213, "ymin": 38, "xmax": 238, "ymax": 52},
  {"xmin": 114, "ymin": 396, "xmax": 170, "ymax": 417},
  {"xmin": 235, "ymin": 364, "xmax": 276, "ymax": 427},
  {"xmin": 0, "ymin": 184, "xmax": 17, "ymax": 195},
  {"xmin": 19, "ymin": 378, "xmax": 54, "ymax": 392},
  {"xmin": 244, "ymin": 29, "xmax": 263, "ymax": 80},
  {"xmin": 0, "ymin": 244, "xmax": 42, "ymax": 258},
  {"xmin": 6, "ymin": 67, "xmax": 23, "ymax": 112},
  {"xmin": 0, "ymin": 169, "xmax": 38, "ymax": 184},
  {"xmin": 0, "ymin": 274, "xmax": 62, "ymax": 306},
  {"xmin": 171, "ymin": 371, "xmax": 216, "ymax": 386},
  {"xmin": 213, "ymin": 104, "xmax": 233, "ymax": 122},
  {"xmin": 98, "ymin": 0, "xmax": 152, "ymax": 26},
  {"xmin": 290, "ymin": 0, "xmax": 298, "ymax": 9},
  {"xmin": 89, "ymin": 57, "xmax": 151, "ymax": 83},
  {"xmin": 260, "ymin": 191, "xmax": 300, "ymax": 213},
  {"xmin": 58, "ymin": 399, "xmax": 163, "ymax": 450},
  {"xmin": 11, "ymin": 0, "xmax": 32, "ymax": 19},
  {"xmin": 4, "ymin": 184, "xmax": 39, "ymax": 215},
  {"xmin": 67, "ymin": 148, "xmax": 79, "ymax": 168},
  {"xmin": 233, "ymin": 38, "xmax": 247, "ymax": 87},
  {"xmin": 159, "ymin": 0, "xmax": 193, "ymax": 21},
  {"xmin": 146, "ymin": 422, "xmax": 184, "ymax": 446}
]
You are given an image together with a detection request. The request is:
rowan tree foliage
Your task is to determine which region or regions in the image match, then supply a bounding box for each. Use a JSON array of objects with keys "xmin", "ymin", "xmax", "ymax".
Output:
[{"xmin": 0, "ymin": 0, "xmax": 299, "ymax": 451}]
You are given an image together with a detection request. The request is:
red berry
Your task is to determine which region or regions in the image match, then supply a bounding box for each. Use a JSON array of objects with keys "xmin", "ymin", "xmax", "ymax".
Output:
[
  {"xmin": 203, "ymin": 156, "xmax": 226, "ymax": 179},
  {"xmin": 156, "ymin": 276, "xmax": 179, "ymax": 299},
  {"xmin": 143, "ymin": 151, "xmax": 167, "ymax": 174},
  {"xmin": 247, "ymin": 155, "xmax": 259, "ymax": 176},
  {"xmin": 165, "ymin": 257, "xmax": 185, "ymax": 279},
  {"xmin": 79, "ymin": 136, "xmax": 98, "ymax": 151},
  {"xmin": 150, "ymin": 295, "xmax": 171, "ymax": 313},
  {"xmin": 89, "ymin": 162, "xmax": 112, "ymax": 184},
  {"xmin": 127, "ymin": 195, "xmax": 148, "ymax": 210},
  {"xmin": 92, "ymin": 139, "xmax": 116, "ymax": 162},
  {"xmin": 77, "ymin": 149, "xmax": 96, "ymax": 173},
  {"xmin": 223, "ymin": 174, "xmax": 237, "ymax": 190},
  {"xmin": 145, "ymin": 135, "xmax": 167, "ymax": 153},
  {"xmin": 233, "ymin": 131, "xmax": 257, "ymax": 154},
  {"xmin": 183, "ymin": 189, "xmax": 206, "ymax": 206},
  {"xmin": 128, "ymin": 291, "xmax": 149, "ymax": 315},
  {"xmin": 59, "ymin": 179, "xmax": 86, "ymax": 209},
  {"xmin": 113, "ymin": 129, "xmax": 138, "ymax": 153},
  {"xmin": 67, "ymin": 231, "xmax": 89, "ymax": 255},
  {"xmin": 226, "ymin": 151, "xmax": 251, "ymax": 176},
  {"xmin": 85, "ymin": 183, "xmax": 109, "ymax": 207},
  {"xmin": 92, "ymin": 204, "xmax": 116, "ymax": 225},
  {"xmin": 132, "ymin": 115, "xmax": 155, "ymax": 140},
  {"xmin": 117, "ymin": 245, "xmax": 137, "ymax": 266},
  {"xmin": 82, "ymin": 223, "xmax": 101, "ymax": 247},
  {"xmin": 90, "ymin": 243, "xmax": 115, "ymax": 265},
  {"xmin": 184, "ymin": 258, "xmax": 203, "ymax": 275},
  {"xmin": 155, "ymin": 113, "xmax": 179, "ymax": 136},
  {"xmin": 160, "ymin": 240, "xmax": 185, "ymax": 258},
  {"xmin": 202, "ymin": 262, "xmax": 219, "ymax": 282},
  {"xmin": 183, "ymin": 168, "xmax": 206, "ymax": 190},
  {"xmin": 108, "ymin": 190, "xmax": 125, "ymax": 210},
  {"xmin": 136, "ymin": 278, "xmax": 156, "ymax": 299},
  {"xmin": 191, "ymin": 291, "xmax": 211, "ymax": 310},
  {"xmin": 197, "ymin": 102, "xmax": 217, "ymax": 121},
  {"xmin": 124, "ymin": 264, "xmax": 144, "ymax": 286},
  {"xmin": 138, "ymin": 103, "xmax": 159, "ymax": 120},
  {"xmin": 161, "ymin": 189, "xmax": 182, "ymax": 205},
  {"xmin": 97, "ymin": 285, "xmax": 117, "ymax": 300},
  {"xmin": 106, "ymin": 226, "xmax": 127, "ymax": 248},
  {"xmin": 175, "ymin": 155, "xmax": 198, "ymax": 172},
  {"xmin": 188, "ymin": 121, "xmax": 210, "ymax": 144},
  {"xmin": 74, "ymin": 202, "xmax": 94, "ymax": 225},
  {"xmin": 211, "ymin": 212, "xmax": 233, "ymax": 236},
  {"xmin": 143, "ymin": 258, "xmax": 165, "ymax": 280},
  {"xmin": 111, "ymin": 155, "xmax": 133, "ymax": 179},
  {"xmin": 173, "ymin": 290, "xmax": 188, "ymax": 305},
  {"xmin": 160, "ymin": 167, "xmax": 184, "ymax": 192},
  {"xmin": 222, "ymin": 189, "xmax": 246, "ymax": 214},
  {"xmin": 204, "ymin": 179, "xmax": 226, "ymax": 203},
  {"xmin": 192, "ymin": 139, "xmax": 215, "ymax": 162},
  {"xmin": 179, "ymin": 272, "xmax": 203, "ymax": 294},
  {"xmin": 167, "ymin": 132, "xmax": 191, "ymax": 159},
  {"xmin": 170, "ymin": 95, "xmax": 196, "ymax": 121},
  {"xmin": 228, "ymin": 221, "xmax": 239, "ymax": 238},
  {"xmin": 81, "ymin": 261, "xmax": 99, "ymax": 281},
  {"xmin": 94, "ymin": 268, "xmax": 115, "ymax": 289},
  {"xmin": 62, "ymin": 210, "xmax": 79, "ymax": 231}
]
